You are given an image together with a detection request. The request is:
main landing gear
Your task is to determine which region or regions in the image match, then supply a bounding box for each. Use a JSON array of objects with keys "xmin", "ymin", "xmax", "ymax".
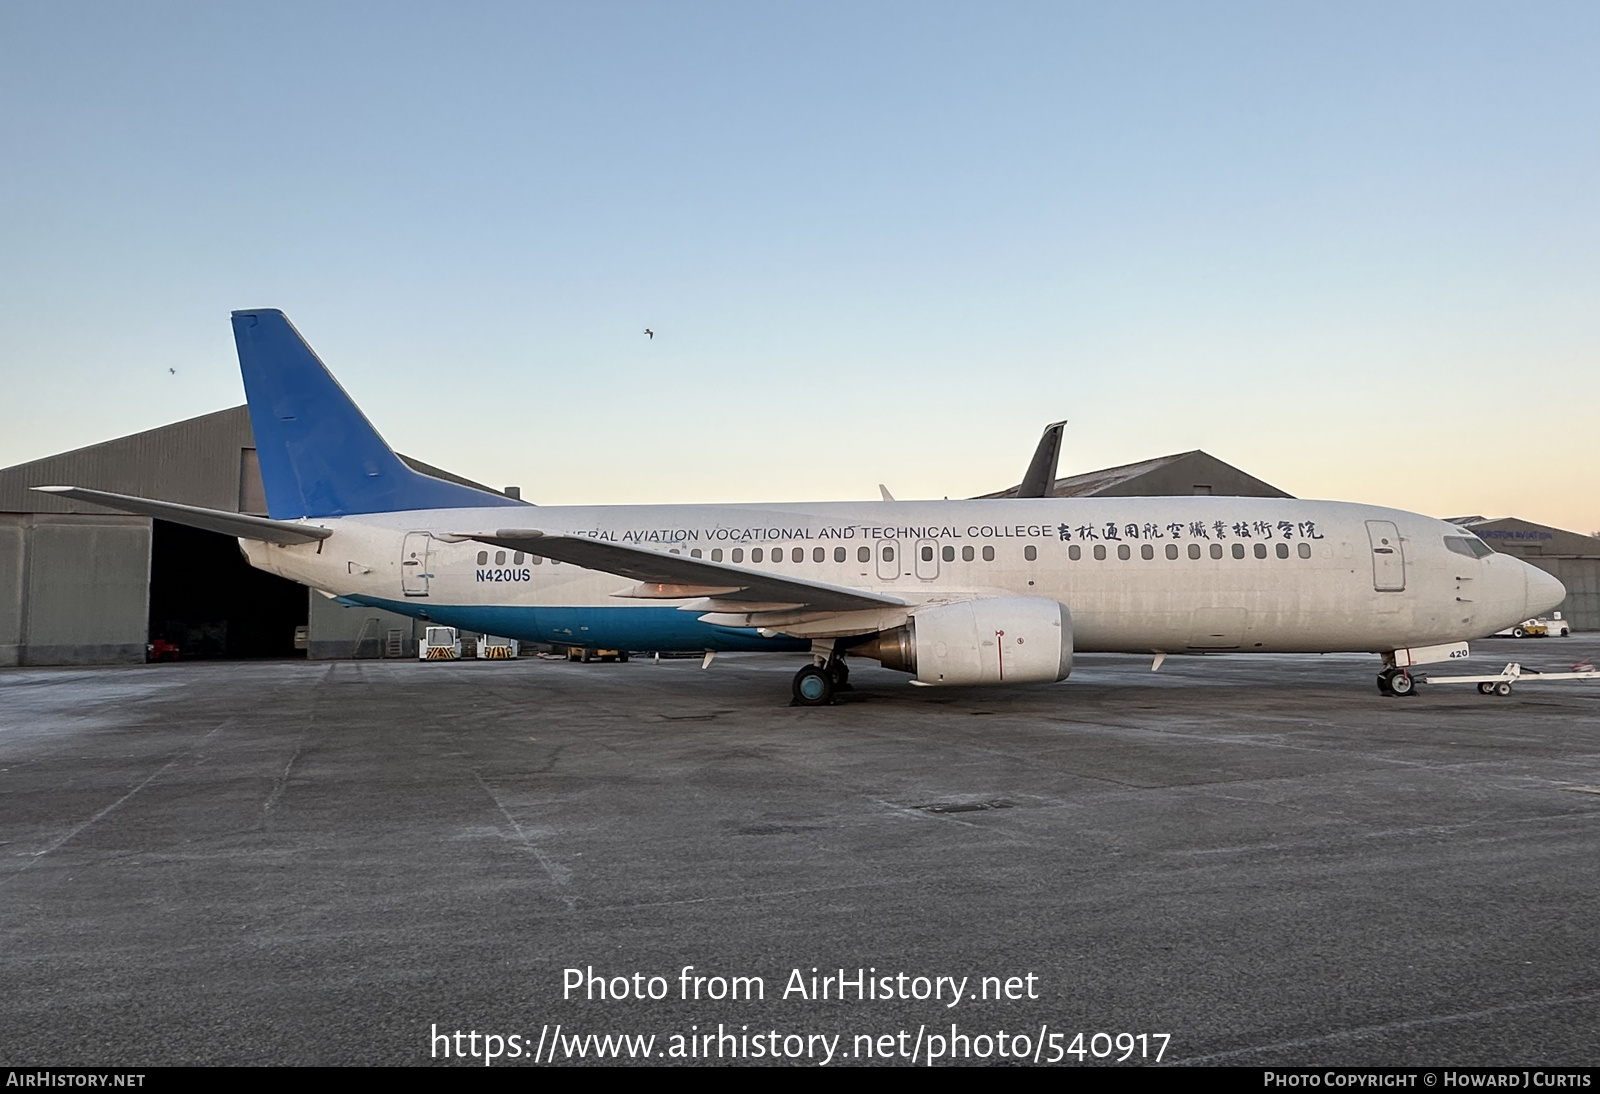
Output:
[
  {"xmin": 791, "ymin": 642, "xmax": 852, "ymax": 707},
  {"xmin": 1377, "ymin": 666, "xmax": 1415, "ymax": 697}
]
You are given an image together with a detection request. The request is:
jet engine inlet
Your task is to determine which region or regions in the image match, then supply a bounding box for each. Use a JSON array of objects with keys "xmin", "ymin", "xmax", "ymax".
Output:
[{"xmin": 852, "ymin": 598, "xmax": 1072, "ymax": 686}]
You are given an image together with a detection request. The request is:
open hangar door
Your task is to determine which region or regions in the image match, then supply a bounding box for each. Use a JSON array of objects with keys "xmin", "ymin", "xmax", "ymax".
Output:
[{"xmin": 147, "ymin": 520, "xmax": 308, "ymax": 659}]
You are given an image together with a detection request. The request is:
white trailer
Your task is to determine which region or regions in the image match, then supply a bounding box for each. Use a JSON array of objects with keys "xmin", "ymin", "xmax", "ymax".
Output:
[
  {"xmin": 475, "ymin": 635, "xmax": 519, "ymax": 660},
  {"xmin": 1419, "ymin": 661, "xmax": 1598, "ymax": 696},
  {"xmin": 418, "ymin": 626, "xmax": 461, "ymax": 660}
]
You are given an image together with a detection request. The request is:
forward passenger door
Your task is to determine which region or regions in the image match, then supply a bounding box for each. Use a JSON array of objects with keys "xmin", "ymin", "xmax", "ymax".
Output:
[{"xmin": 1365, "ymin": 521, "xmax": 1405, "ymax": 592}]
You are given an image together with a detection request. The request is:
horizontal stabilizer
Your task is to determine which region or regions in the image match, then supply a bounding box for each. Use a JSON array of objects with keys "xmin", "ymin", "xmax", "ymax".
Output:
[
  {"xmin": 31, "ymin": 486, "xmax": 332, "ymax": 544},
  {"xmin": 460, "ymin": 529, "xmax": 905, "ymax": 614}
]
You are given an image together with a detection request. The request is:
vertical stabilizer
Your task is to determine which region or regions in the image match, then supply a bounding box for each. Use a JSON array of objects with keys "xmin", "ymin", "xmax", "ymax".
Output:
[
  {"xmin": 1015, "ymin": 420, "xmax": 1067, "ymax": 498},
  {"xmin": 231, "ymin": 310, "xmax": 525, "ymax": 519}
]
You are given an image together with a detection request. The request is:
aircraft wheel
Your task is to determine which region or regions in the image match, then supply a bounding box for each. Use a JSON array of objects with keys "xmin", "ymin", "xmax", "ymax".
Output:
[
  {"xmin": 828, "ymin": 659, "xmax": 852, "ymax": 691},
  {"xmin": 792, "ymin": 665, "xmax": 835, "ymax": 706},
  {"xmin": 1494, "ymin": 681, "xmax": 1513, "ymax": 697},
  {"xmin": 1376, "ymin": 672, "xmax": 1395, "ymax": 696},
  {"xmin": 1389, "ymin": 672, "xmax": 1415, "ymax": 697},
  {"xmin": 1478, "ymin": 682, "xmax": 1494, "ymax": 695}
]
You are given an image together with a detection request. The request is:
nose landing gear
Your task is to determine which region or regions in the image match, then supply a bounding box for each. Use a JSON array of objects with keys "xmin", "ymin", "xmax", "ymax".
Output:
[{"xmin": 1377, "ymin": 667, "xmax": 1416, "ymax": 696}]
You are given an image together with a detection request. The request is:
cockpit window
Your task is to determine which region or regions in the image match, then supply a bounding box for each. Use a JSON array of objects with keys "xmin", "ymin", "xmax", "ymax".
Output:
[{"xmin": 1444, "ymin": 535, "xmax": 1492, "ymax": 559}]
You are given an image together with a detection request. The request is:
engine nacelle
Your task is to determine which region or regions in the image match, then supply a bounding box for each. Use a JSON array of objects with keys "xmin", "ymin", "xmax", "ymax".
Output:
[{"xmin": 853, "ymin": 597, "xmax": 1072, "ymax": 686}]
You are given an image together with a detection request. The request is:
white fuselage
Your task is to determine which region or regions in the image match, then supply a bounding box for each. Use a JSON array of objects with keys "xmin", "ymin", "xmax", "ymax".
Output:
[{"xmin": 240, "ymin": 496, "xmax": 1560, "ymax": 656}]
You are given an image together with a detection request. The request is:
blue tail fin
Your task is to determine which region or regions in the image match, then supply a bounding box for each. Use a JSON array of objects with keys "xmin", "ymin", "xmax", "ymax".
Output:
[{"xmin": 231, "ymin": 309, "xmax": 525, "ymax": 519}]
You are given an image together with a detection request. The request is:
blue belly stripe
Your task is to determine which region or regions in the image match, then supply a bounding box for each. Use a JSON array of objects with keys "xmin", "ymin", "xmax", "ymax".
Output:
[{"xmin": 339, "ymin": 596, "xmax": 811, "ymax": 652}]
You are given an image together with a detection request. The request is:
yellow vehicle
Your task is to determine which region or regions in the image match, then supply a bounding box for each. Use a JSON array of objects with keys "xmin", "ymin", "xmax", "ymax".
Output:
[
  {"xmin": 1500, "ymin": 613, "xmax": 1572, "ymax": 638},
  {"xmin": 567, "ymin": 647, "xmax": 630, "ymax": 663}
]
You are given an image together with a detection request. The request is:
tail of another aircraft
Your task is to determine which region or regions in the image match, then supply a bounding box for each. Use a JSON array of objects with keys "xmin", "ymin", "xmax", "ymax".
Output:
[{"xmin": 231, "ymin": 309, "xmax": 525, "ymax": 519}]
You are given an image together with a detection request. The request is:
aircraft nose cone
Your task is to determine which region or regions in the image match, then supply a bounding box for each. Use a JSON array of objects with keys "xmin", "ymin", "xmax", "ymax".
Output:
[{"xmin": 1525, "ymin": 564, "xmax": 1567, "ymax": 617}]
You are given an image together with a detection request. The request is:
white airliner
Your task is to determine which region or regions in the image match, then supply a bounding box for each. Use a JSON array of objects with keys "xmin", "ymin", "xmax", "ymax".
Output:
[{"xmin": 37, "ymin": 310, "xmax": 1565, "ymax": 704}]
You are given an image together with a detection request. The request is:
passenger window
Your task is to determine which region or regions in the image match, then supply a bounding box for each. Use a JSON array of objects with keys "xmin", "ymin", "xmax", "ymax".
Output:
[
  {"xmin": 732, "ymin": 548, "xmax": 743, "ymax": 563},
  {"xmin": 514, "ymin": 552, "xmax": 525, "ymax": 564},
  {"xmin": 921, "ymin": 545, "xmax": 934, "ymax": 562},
  {"xmin": 1254, "ymin": 543, "xmax": 1267, "ymax": 559},
  {"xmin": 1093, "ymin": 545, "xmax": 1107, "ymax": 560},
  {"xmin": 495, "ymin": 551, "xmax": 506, "ymax": 565},
  {"xmin": 812, "ymin": 547, "xmax": 823, "ymax": 563},
  {"xmin": 1068, "ymin": 545, "xmax": 1081, "ymax": 561},
  {"xmin": 712, "ymin": 548, "xmax": 723, "ymax": 562},
  {"xmin": 1141, "ymin": 544, "xmax": 1154, "ymax": 560},
  {"xmin": 981, "ymin": 546, "xmax": 994, "ymax": 562},
  {"xmin": 1298, "ymin": 543, "xmax": 1312, "ymax": 558},
  {"xmin": 532, "ymin": 555, "xmax": 543, "ymax": 565},
  {"xmin": 793, "ymin": 547, "xmax": 803, "ymax": 563},
  {"xmin": 942, "ymin": 546, "xmax": 955, "ymax": 562},
  {"xmin": 962, "ymin": 545, "xmax": 975, "ymax": 562},
  {"xmin": 1276, "ymin": 543, "xmax": 1288, "ymax": 559},
  {"xmin": 1188, "ymin": 544, "xmax": 1201, "ymax": 560},
  {"xmin": 883, "ymin": 546, "xmax": 896, "ymax": 562},
  {"xmin": 857, "ymin": 546, "xmax": 870, "ymax": 563},
  {"xmin": 1024, "ymin": 545, "xmax": 1037, "ymax": 561},
  {"xmin": 1117, "ymin": 544, "xmax": 1130, "ymax": 560},
  {"xmin": 1210, "ymin": 544, "xmax": 1224, "ymax": 559},
  {"xmin": 1165, "ymin": 544, "xmax": 1178, "ymax": 560},
  {"xmin": 476, "ymin": 551, "xmax": 488, "ymax": 565},
  {"xmin": 834, "ymin": 547, "xmax": 847, "ymax": 563},
  {"xmin": 691, "ymin": 549, "xmax": 702, "ymax": 559},
  {"xmin": 752, "ymin": 548, "xmax": 764, "ymax": 563},
  {"xmin": 1231, "ymin": 544, "xmax": 1245, "ymax": 559}
]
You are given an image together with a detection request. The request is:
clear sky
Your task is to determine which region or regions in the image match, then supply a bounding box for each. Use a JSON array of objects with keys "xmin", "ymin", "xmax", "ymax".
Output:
[{"xmin": 2, "ymin": 2, "xmax": 1596, "ymax": 533}]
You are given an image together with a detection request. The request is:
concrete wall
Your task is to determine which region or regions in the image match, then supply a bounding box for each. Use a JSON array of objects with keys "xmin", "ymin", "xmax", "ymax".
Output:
[
  {"xmin": 0, "ymin": 514, "xmax": 152, "ymax": 666},
  {"xmin": 1523, "ymin": 558, "xmax": 1600, "ymax": 633},
  {"xmin": 307, "ymin": 591, "xmax": 421, "ymax": 660},
  {"xmin": 0, "ymin": 518, "xmax": 22, "ymax": 666}
]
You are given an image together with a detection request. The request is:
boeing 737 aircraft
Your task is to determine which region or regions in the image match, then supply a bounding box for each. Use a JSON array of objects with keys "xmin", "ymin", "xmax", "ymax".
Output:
[{"xmin": 38, "ymin": 310, "xmax": 1565, "ymax": 705}]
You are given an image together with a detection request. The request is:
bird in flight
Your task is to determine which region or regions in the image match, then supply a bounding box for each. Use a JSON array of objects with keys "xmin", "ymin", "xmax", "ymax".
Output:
[
  {"xmin": 644, "ymin": 329, "xmax": 654, "ymax": 340},
  {"xmin": 168, "ymin": 368, "xmax": 176, "ymax": 375}
]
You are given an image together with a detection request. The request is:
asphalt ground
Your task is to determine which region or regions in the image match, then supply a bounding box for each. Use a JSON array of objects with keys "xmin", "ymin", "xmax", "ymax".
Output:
[{"xmin": 2, "ymin": 637, "xmax": 1598, "ymax": 1067}]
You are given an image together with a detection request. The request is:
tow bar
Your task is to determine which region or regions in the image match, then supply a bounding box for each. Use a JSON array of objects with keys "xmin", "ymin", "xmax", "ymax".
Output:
[{"xmin": 1419, "ymin": 660, "xmax": 1598, "ymax": 697}]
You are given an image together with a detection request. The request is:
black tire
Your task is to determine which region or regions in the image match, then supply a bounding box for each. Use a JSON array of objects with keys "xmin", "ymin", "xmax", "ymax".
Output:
[
  {"xmin": 1376, "ymin": 672, "xmax": 1395, "ymax": 696},
  {"xmin": 792, "ymin": 665, "xmax": 835, "ymax": 706},
  {"xmin": 1512, "ymin": 627, "xmax": 1525, "ymax": 639},
  {"xmin": 619, "ymin": 652, "xmax": 630, "ymax": 662},
  {"xmin": 1389, "ymin": 672, "xmax": 1415, "ymax": 697},
  {"xmin": 828, "ymin": 659, "xmax": 852, "ymax": 690},
  {"xmin": 1478, "ymin": 682, "xmax": 1494, "ymax": 694},
  {"xmin": 1494, "ymin": 681, "xmax": 1512, "ymax": 697}
]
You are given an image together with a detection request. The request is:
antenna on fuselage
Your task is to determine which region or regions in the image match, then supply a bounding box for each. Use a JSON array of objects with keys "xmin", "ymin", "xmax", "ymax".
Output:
[{"xmin": 1014, "ymin": 420, "xmax": 1067, "ymax": 498}]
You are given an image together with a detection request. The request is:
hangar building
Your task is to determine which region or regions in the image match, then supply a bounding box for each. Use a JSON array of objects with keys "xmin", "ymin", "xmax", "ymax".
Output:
[
  {"xmin": 1448, "ymin": 516, "xmax": 1600, "ymax": 633},
  {"xmin": 0, "ymin": 407, "xmax": 513, "ymax": 666},
  {"xmin": 980, "ymin": 449, "xmax": 1294, "ymax": 500}
]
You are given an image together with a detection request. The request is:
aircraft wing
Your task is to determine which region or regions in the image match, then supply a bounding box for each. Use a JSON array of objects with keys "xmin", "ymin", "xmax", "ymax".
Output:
[
  {"xmin": 460, "ymin": 529, "xmax": 905, "ymax": 613},
  {"xmin": 31, "ymin": 486, "xmax": 332, "ymax": 544}
]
